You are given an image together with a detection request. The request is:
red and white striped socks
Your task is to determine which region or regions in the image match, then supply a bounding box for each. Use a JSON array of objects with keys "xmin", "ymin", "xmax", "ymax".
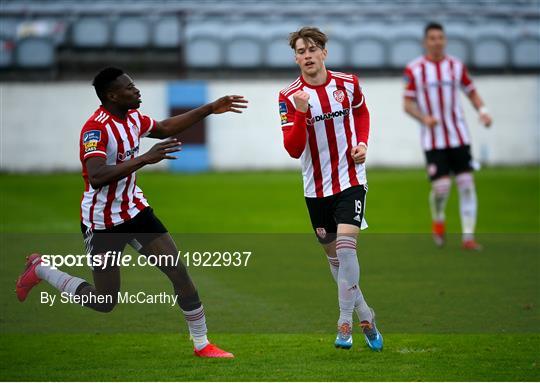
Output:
[
  {"xmin": 430, "ymin": 177, "xmax": 451, "ymax": 223},
  {"xmin": 335, "ymin": 235, "xmax": 360, "ymax": 326},
  {"xmin": 35, "ymin": 263, "xmax": 86, "ymax": 296},
  {"xmin": 456, "ymin": 172, "xmax": 477, "ymax": 241},
  {"xmin": 327, "ymin": 254, "xmax": 373, "ymax": 323},
  {"xmin": 182, "ymin": 305, "xmax": 209, "ymax": 350}
]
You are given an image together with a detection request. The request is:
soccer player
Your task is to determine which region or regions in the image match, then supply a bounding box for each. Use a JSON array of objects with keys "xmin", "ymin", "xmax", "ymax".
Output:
[
  {"xmin": 16, "ymin": 67, "xmax": 247, "ymax": 358},
  {"xmin": 403, "ymin": 22, "xmax": 492, "ymax": 250},
  {"xmin": 278, "ymin": 27, "xmax": 383, "ymax": 351}
]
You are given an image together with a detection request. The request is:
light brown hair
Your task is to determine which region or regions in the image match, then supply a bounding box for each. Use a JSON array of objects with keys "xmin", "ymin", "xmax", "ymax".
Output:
[{"xmin": 288, "ymin": 27, "xmax": 328, "ymax": 51}]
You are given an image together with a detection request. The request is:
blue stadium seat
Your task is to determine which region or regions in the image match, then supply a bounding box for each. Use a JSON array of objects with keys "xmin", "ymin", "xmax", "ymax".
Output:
[
  {"xmin": 185, "ymin": 21, "xmax": 224, "ymax": 68},
  {"xmin": 470, "ymin": 23, "xmax": 511, "ymax": 68},
  {"xmin": 349, "ymin": 24, "xmax": 388, "ymax": 69},
  {"xmin": 511, "ymin": 22, "xmax": 540, "ymax": 68},
  {"xmin": 0, "ymin": 17, "xmax": 21, "ymax": 39},
  {"xmin": 512, "ymin": 36, "xmax": 540, "ymax": 68},
  {"xmin": 324, "ymin": 37, "xmax": 348, "ymax": 68},
  {"xmin": 223, "ymin": 23, "xmax": 264, "ymax": 68},
  {"xmin": 321, "ymin": 24, "xmax": 349, "ymax": 68},
  {"xmin": 389, "ymin": 38, "xmax": 423, "ymax": 68},
  {"xmin": 152, "ymin": 16, "xmax": 181, "ymax": 48},
  {"xmin": 388, "ymin": 24, "xmax": 424, "ymax": 68},
  {"xmin": 0, "ymin": 38, "xmax": 14, "ymax": 68},
  {"xmin": 264, "ymin": 21, "xmax": 305, "ymax": 68},
  {"xmin": 113, "ymin": 17, "xmax": 150, "ymax": 48},
  {"xmin": 71, "ymin": 17, "xmax": 109, "ymax": 48},
  {"xmin": 15, "ymin": 37, "xmax": 55, "ymax": 68},
  {"xmin": 445, "ymin": 22, "xmax": 472, "ymax": 64}
]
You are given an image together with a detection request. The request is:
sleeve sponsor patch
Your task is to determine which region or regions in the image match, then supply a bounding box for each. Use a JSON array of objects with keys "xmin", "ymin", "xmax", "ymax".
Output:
[
  {"xmin": 403, "ymin": 75, "xmax": 410, "ymax": 86},
  {"xmin": 83, "ymin": 130, "xmax": 101, "ymax": 153},
  {"xmin": 279, "ymin": 101, "xmax": 288, "ymax": 125}
]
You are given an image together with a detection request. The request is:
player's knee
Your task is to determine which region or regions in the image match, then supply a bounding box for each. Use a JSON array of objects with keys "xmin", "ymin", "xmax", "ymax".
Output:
[
  {"xmin": 95, "ymin": 299, "xmax": 117, "ymax": 313},
  {"xmin": 84, "ymin": 291, "xmax": 118, "ymax": 313},
  {"xmin": 432, "ymin": 177, "xmax": 451, "ymax": 197},
  {"xmin": 456, "ymin": 172, "xmax": 475, "ymax": 190},
  {"xmin": 162, "ymin": 263, "xmax": 190, "ymax": 281}
]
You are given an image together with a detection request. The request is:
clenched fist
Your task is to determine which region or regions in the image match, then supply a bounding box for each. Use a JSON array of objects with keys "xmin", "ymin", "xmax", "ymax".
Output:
[
  {"xmin": 422, "ymin": 115, "xmax": 438, "ymax": 129},
  {"xmin": 479, "ymin": 111, "xmax": 492, "ymax": 128},
  {"xmin": 293, "ymin": 90, "xmax": 310, "ymax": 113},
  {"xmin": 351, "ymin": 144, "xmax": 367, "ymax": 164}
]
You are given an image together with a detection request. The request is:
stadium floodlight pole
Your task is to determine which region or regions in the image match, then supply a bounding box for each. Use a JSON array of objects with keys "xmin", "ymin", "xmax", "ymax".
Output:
[{"xmin": 16, "ymin": 66, "xmax": 248, "ymax": 359}]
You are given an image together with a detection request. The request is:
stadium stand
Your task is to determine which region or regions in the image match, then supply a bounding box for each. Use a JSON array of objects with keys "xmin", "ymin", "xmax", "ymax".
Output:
[
  {"xmin": 152, "ymin": 15, "xmax": 181, "ymax": 49},
  {"xmin": 264, "ymin": 20, "xmax": 305, "ymax": 69},
  {"xmin": 223, "ymin": 22, "xmax": 264, "ymax": 68},
  {"xmin": 512, "ymin": 20, "xmax": 540, "ymax": 68},
  {"xmin": 471, "ymin": 22, "xmax": 512, "ymax": 68},
  {"xmin": 185, "ymin": 20, "xmax": 225, "ymax": 68},
  {"xmin": 71, "ymin": 17, "xmax": 110, "ymax": 48},
  {"xmin": 444, "ymin": 21, "xmax": 471, "ymax": 63},
  {"xmin": 0, "ymin": 16, "xmax": 20, "ymax": 40},
  {"xmin": 349, "ymin": 23, "xmax": 388, "ymax": 69},
  {"xmin": 388, "ymin": 22, "xmax": 425, "ymax": 68},
  {"xmin": 0, "ymin": 38, "xmax": 14, "ymax": 68},
  {"xmin": 15, "ymin": 36, "xmax": 55, "ymax": 68},
  {"xmin": 112, "ymin": 16, "xmax": 151, "ymax": 49},
  {"xmin": 0, "ymin": 0, "xmax": 538, "ymax": 77}
]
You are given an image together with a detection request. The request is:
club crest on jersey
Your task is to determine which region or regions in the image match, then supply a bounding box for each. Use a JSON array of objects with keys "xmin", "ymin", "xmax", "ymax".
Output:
[
  {"xmin": 316, "ymin": 227, "xmax": 327, "ymax": 239},
  {"xmin": 83, "ymin": 130, "xmax": 101, "ymax": 153},
  {"xmin": 333, "ymin": 89, "xmax": 345, "ymax": 103}
]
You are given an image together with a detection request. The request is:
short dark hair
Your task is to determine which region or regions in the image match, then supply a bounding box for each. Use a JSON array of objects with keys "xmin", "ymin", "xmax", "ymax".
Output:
[
  {"xmin": 289, "ymin": 26, "xmax": 328, "ymax": 51},
  {"xmin": 424, "ymin": 22, "xmax": 444, "ymax": 37},
  {"xmin": 92, "ymin": 67, "xmax": 125, "ymax": 102}
]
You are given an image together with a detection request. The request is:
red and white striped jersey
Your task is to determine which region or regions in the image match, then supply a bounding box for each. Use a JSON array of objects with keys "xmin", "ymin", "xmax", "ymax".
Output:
[
  {"xmin": 404, "ymin": 55, "xmax": 476, "ymax": 151},
  {"xmin": 279, "ymin": 70, "xmax": 367, "ymax": 198},
  {"xmin": 79, "ymin": 106, "xmax": 156, "ymax": 230}
]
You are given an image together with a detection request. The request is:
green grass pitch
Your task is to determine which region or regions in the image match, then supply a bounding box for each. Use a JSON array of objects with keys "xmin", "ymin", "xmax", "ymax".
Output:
[{"xmin": 0, "ymin": 167, "xmax": 539, "ymax": 381}]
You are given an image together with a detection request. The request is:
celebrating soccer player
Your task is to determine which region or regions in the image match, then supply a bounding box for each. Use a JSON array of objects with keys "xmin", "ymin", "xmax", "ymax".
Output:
[
  {"xmin": 16, "ymin": 67, "xmax": 248, "ymax": 358},
  {"xmin": 278, "ymin": 27, "xmax": 383, "ymax": 351},
  {"xmin": 403, "ymin": 22, "xmax": 492, "ymax": 250}
]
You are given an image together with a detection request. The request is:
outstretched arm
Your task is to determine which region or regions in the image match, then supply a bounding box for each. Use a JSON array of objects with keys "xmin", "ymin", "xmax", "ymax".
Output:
[
  {"xmin": 85, "ymin": 138, "xmax": 182, "ymax": 189},
  {"xmin": 149, "ymin": 95, "xmax": 248, "ymax": 139}
]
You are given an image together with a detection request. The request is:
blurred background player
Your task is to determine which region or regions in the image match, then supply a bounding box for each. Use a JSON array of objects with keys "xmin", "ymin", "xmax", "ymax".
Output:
[
  {"xmin": 279, "ymin": 27, "xmax": 383, "ymax": 351},
  {"xmin": 16, "ymin": 67, "xmax": 247, "ymax": 358},
  {"xmin": 403, "ymin": 22, "xmax": 493, "ymax": 250}
]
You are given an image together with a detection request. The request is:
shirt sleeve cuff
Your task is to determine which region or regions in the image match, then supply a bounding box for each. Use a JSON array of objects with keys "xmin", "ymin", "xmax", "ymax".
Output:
[
  {"xmin": 281, "ymin": 122, "xmax": 294, "ymax": 129},
  {"xmin": 463, "ymin": 84, "xmax": 476, "ymax": 94},
  {"xmin": 404, "ymin": 90, "xmax": 417, "ymax": 98},
  {"xmin": 83, "ymin": 150, "xmax": 107, "ymax": 159},
  {"xmin": 352, "ymin": 95, "xmax": 365, "ymax": 109},
  {"xmin": 142, "ymin": 119, "xmax": 157, "ymax": 137}
]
